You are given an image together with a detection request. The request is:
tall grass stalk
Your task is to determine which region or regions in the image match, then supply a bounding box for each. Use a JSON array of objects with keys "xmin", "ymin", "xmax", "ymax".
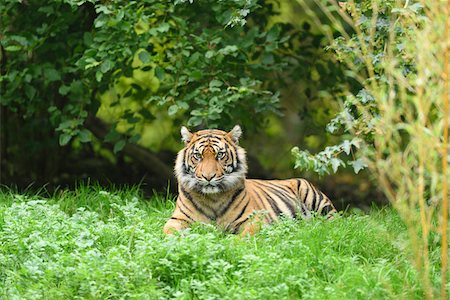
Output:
[
  {"xmin": 298, "ymin": 0, "xmax": 449, "ymax": 298},
  {"xmin": 440, "ymin": 2, "xmax": 449, "ymax": 300}
]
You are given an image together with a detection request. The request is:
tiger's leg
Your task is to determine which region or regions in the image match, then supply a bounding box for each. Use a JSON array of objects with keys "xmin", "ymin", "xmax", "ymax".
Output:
[
  {"xmin": 163, "ymin": 203, "xmax": 193, "ymax": 234},
  {"xmin": 163, "ymin": 218, "xmax": 190, "ymax": 234},
  {"xmin": 240, "ymin": 221, "xmax": 262, "ymax": 236},
  {"xmin": 238, "ymin": 212, "xmax": 267, "ymax": 236}
]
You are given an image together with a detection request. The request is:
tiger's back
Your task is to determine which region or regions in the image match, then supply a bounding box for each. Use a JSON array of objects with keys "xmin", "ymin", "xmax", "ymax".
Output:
[
  {"xmin": 164, "ymin": 125, "xmax": 337, "ymax": 235},
  {"xmin": 244, "ymin": 178, "xmax": 336, "ymax": 220}
]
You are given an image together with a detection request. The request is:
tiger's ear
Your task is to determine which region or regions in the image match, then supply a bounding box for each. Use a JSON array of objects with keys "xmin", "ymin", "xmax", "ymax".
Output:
[
  {"xmin": 181, "ymin": 126, "xmax": 193, "ymax": 144},
  {"xmin": 227, "ymin": 125, "xmax": 242, "ymax": 144}
]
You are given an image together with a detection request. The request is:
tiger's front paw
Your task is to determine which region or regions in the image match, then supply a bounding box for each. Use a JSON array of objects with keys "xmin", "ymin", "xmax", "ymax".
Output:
[
  {"xmin": 239, "ymin": 222, "xmax": 261, "ymax": 237},
  {"xmin": 163, "ymin": 218, "xmax": 189, "ymax": 235}
]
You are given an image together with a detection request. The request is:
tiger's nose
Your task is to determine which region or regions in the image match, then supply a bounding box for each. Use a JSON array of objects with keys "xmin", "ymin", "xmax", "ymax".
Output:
[{"xmin": 202, "ymin": 173, "xmax": 216, "ymax": 181}]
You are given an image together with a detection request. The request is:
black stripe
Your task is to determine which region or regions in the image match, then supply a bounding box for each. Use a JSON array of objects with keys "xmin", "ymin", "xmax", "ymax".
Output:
[
  {"xmin": 233, "ymin": 217, "xmax": 249, "ymax": 234},
  {"xmin": 183, "ymin": 165, "xmax": 189, "ymax": 175},
  {"xmin": 179, "ymin": 197, "xmax": 194, "ymax": 214},
  {"xmin": 316, "ymin": 191, "xmax": 324, "ymax": 212},
  {"xmin": 254, "ymin": 182, "xmax": 296, "ymax": 217},
  {"xmin": 178, "ymin": 206, "xmax": 194, "ymax": 222},
  {"xmin": 170, "ymin": 217, "xmax": 190, "ymax": 224},
  {"xmin": 296, "ymin": 179, "xmax": 303, "ymax": 190},
  {"xmin": 228, "ymin": 146, "xmax": 237, "ymax": 168},
  {"xmin": 308, "ymin": 182, "xmax": 318, "ymax": 211},
  {"xmin": 286, "ymin": 183, "xmax": 296, "ymax": 194},
  {"xmin": 198, "ymin": 140, "xmax": 210, "ymax": 146},
  {"xmin": 217, "ymin": 187, "xmax": 244, "ymax": 217},
  {"xmin": 321, "ymin": 203, "xmax": 334, "ymax": 215},
  {"xmin": 273, "ymin": 189, "xmax": 296, "ymax": 217},
  {"xmin": 257, "ymin": 187, "xmax": 282, "ymax": 217},
  {"xmin": 231, "ymin": 144, "xmax": 239, "ymax": 165},
  {"xmin": 302, "ymin": 181, "xmax": 310, "ymax": 207},
  {"xmin": 183, "ymin": 149, "xmax": 190, "ymax": 174},
  {"xmin": 209, "ymin": 140, "xmax": 221, "ymax": 146},
  {"xmin": 299, "ymin": 202, "xmax": 308, "ymax": 217},
  {"xmin": 198, "ymin": 135, "xmax": 223, "ymax": 140},
  {"xmin": 253, "ymin": 188, "xmax": 273, "ymax": 223},
  {"xmin": 231, "ymin": 199, "xmax": 249, "ymax": 224},
  {"xmin": 223, "ymin": 144, "xmax": 233, "ymax": 168},
  {"xmin": 181, "ymin": 187, "xmax": 213, "ymax": 219}
]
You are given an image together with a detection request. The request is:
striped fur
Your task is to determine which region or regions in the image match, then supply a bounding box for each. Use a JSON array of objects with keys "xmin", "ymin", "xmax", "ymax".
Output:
[{"xmin": 164, "ymin": 125, "xmax": 337, "ymax": 235}]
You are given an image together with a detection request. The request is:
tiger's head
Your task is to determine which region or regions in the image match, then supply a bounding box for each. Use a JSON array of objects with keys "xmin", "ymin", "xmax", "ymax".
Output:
[{"xmin": 174, "ymin": 125, "xmax": 247, "ymax": 194}]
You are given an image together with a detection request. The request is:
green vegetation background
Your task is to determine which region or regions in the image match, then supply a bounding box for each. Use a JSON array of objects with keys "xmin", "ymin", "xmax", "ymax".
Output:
[
  {"xmin": 1, "ymin": 1, "xmax": 447, "ymax": 298},
  {"xmin": 0, "ymin": 0, "xmax": 376, "ymax": 208}
]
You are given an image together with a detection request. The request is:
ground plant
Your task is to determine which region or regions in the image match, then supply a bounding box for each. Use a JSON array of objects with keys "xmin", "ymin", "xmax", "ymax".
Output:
[{"xmin": 0, "ymin": 188, "xmax": 442, "ymax": 299}]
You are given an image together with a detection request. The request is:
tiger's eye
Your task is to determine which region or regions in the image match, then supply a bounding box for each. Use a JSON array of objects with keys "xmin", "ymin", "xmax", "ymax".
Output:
[
  {"xmin": 193, "ymin": 153, "xmax": 202, "ymax": 160},
  {"xmin": 216, "ymin": 152, "xmax": 226, "ymax": 160}
]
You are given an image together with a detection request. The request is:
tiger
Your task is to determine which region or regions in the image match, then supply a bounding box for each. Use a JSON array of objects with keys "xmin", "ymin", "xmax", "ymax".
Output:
[{"xmin": 163, "ymin": 125, "xmax": 337, "ymax": 236}]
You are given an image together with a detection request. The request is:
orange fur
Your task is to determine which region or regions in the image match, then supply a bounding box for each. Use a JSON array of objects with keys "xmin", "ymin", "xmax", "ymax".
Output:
[{"xmin": 164, "ymin": 126, "xmax": 337, "ymax": 235}]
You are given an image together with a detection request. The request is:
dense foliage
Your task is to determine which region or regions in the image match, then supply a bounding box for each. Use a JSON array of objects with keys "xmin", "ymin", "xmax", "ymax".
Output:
[
  {"xmin": 2, "ymin": 0, "xmax": 352, "ymax": 192},
  {"xmin": 1, "ymin": 0, "xmax": 291, "ymax": 148},
  {"xmin": 0, "ymin": 188, "xmax": 441, "ymax": 299}
]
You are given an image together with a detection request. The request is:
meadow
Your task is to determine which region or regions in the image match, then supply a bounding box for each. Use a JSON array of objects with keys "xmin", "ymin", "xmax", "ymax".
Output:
[{"xmin": 0, "ymin": 187, "xmax": 441, "ymax": 299}]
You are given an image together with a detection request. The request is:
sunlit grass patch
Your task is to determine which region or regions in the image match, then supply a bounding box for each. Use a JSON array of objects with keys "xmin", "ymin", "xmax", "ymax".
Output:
[{"xmin": 0, "ymin": 188, "xmax": 439, "ymax": 299}]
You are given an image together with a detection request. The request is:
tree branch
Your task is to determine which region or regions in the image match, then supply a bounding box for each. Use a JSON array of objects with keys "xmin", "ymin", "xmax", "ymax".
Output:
[{"xmin": 85, "ymin": 115, "xmax": 176, "ymax": 190}]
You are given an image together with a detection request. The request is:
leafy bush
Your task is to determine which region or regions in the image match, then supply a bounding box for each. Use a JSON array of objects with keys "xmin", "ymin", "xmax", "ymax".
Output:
[{"xmin": 1, "ymin": 0, "xmax": 293, "ymax": 148}]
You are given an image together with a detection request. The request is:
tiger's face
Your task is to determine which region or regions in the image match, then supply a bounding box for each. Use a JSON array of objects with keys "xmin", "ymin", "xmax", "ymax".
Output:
[{"xmin": 175, "ymin": 125, "xmax": 247, "ymax": 194}]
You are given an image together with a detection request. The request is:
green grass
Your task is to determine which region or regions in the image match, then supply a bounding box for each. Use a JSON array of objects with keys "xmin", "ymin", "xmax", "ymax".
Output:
[{"xmin": 0, "ymin": 187, "xmax": 441, "ymax": 299}]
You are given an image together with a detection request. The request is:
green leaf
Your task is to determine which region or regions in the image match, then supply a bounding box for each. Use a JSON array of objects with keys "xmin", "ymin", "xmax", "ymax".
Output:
[
  {"xmin": 342, "ymin": 140, "xmax": 352, "ymax": 155},
  {"xmin": 59, "ymin": 133, "xmax": 72, "ymax": 146},
  {"xmin": 138, "ymin": 51, "xmax": 151, "ymax": 64},
  {"xmin": 189, "ymin": 52, "xmax": 201, "ymax": 65},
  {"xmin": 105, "ymin": 130, "xmax": 120, "ymax": 142},
  {"xmin": 219, "ymin": 45, "xmax": 238, "ymax": 56},
  {"xmin": 168, "ymin": 105, "xmax": 178, "ymax": 116},
  {"xmin": 94, "ymin": 14, "xmax": 108, "ymax": 28},
  {"xmin": 349, "ymin": 159, "xmax": 367, "ymax": 174},
  {"xmin": 189, "ymin": 70, "xmax": 203, "ymax": 81},
  {"xmin": 178, "ymin": 101, "xmax": 189, "ymax": 110},
  {"xmin": 58, "ymin": 85, "xmax": 71, "ymax": 95},
  {"xmin": 157, "ymin": 23, "xmax": 170, "ymax": 33},
  {"xmin": 126, "ymin": 115, "xmax": 141, "ymax": 124},
  {"xmin": 129, "ymin": 134, "xmax": 141, "ymax": 144},
  {"xmin": 78, "ymin": 129, "xmax": 91, "ymax": 143},
  {"xmin": 330, "ymin": 158, "xmax": 344, "ymax": 173},
  {"xmin": 24, "ymin": 85, "xmax": 36, "ymax": 100},
  {"xmin": 188, "ymin": 115, "xmax": 203, "ymax": 127},
  {"xmin": 155, "ymin": 66, "xmax": 165, "ymax": 80},
  {"xmin": 266, "ymin": 25, "xmax": 280, "ymax": 42},
  {"xmin": 100, "ymin": 59, "xmax": 113, "ymax": 73},
  {"xmin": 44, "ymin": 68, "xmax": 61, "ymax": 82},
  {"xmin": 5, "ymin": 45, "xmax": 22, "ymax": 52},
  {"xmin": 113, "ymin": 140, "xmax": 126, "ymax": 153},
  {"xmin": 209, "ymin": 79, "xmax": 223, "ymax": 88},
  {"xmin": 139, "ymin": 108, "xmax": 154, "ymax": 120},
  {"xmin": 262, "ymin": 53, "xmax": 274, "ymax": 65},
  {"xmin": 95, "ymin": 71, "xmax": 103, "ymax": 82},
  {"xmin": 134, "ymin": 18, "xmax": 149, "ymax": 35}
]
